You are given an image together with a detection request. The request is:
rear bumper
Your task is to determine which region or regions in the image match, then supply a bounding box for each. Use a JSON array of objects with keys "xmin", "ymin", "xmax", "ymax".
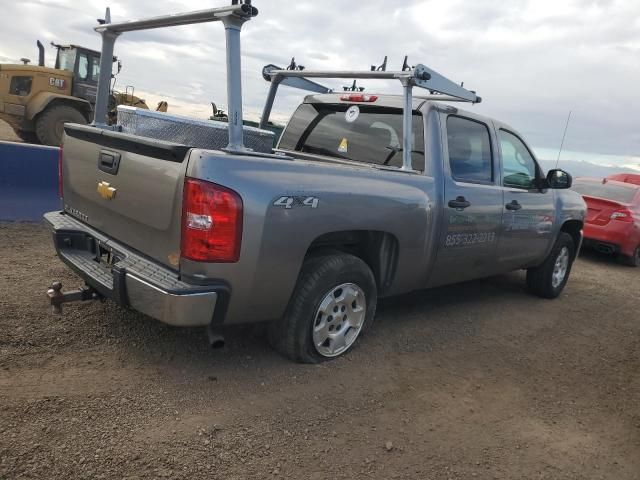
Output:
[
  {"xmin": 583, "ymin": 222, "xmax": 636, "ymax": 256},
  {"xmin": 44, "ymin": 211, "xmax": 223, "ymax": 327}
]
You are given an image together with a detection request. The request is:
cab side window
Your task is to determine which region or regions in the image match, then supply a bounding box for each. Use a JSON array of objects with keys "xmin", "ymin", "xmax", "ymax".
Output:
[
  {"xmin": 78, "ymin": 53, "xmax": 89, "ymax": 81},
  {"xmin": 499, "ymin": 130, "xmax": 539, "ymax": 190},
  {"xmin": 446, "ymin": 116, "xmax": 493, "ymax": 184},
  {"xmin": 90, "ymin": 56, "xmax": 101, "ymax": 82}
]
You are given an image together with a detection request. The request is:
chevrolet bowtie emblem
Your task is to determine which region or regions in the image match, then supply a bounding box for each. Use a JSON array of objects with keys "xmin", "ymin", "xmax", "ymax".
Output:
[{"xmin": 97, "ymin": 181, "xmax": 117, "ymax": 200}]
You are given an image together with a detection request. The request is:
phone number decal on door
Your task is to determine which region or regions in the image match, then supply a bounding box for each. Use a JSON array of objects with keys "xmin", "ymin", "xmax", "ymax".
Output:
[{"xmin": 445, "ymin": 232, "xmax": 496, "ymax": 247}]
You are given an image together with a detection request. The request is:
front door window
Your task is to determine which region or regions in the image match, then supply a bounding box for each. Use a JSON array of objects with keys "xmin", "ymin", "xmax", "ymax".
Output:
[{"xmin": 499, "ymin": 130, "xmax": 539, "ymax": 190}]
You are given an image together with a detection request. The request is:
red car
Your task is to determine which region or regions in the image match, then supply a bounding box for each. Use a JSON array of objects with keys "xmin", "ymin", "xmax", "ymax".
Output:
[
  {"xmin": 572, "ymin": 177, "xmax": 640, "ymax": 266},
  {"xmin": 607, "ymin": 173, "xmax": 640, "ymax": 186}
]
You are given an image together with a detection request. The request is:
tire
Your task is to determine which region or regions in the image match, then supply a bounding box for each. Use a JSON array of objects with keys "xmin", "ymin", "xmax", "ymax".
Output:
[
  {"xmin": 269, "ymin": 253, "xmax": 377, "ymax": 363},
  {"xmin": 619, "ymin": 245, "xmax": 640, "ymax": 267},
  {"xmin": 526, "ymin": 232, "xmax": 576, "ymax": 299},
  {"xmin": 35, "ymin": 105, "xmax": 87, "ymax": 146}
]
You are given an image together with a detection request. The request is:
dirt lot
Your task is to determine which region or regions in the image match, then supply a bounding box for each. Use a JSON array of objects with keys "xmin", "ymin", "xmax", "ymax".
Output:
[
  {"xmin": 0, "ymin": 223, "xmax": 638, "ymax": 479},
  {"xmin": 0, "ymin": 120, "xmax": 22, "ymax": 143}
]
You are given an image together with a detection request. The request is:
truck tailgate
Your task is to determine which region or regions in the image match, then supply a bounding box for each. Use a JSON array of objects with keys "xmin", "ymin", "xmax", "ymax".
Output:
[{"xmin": 61, "ymin": 124, "xmax": 191, "ymax": 269}]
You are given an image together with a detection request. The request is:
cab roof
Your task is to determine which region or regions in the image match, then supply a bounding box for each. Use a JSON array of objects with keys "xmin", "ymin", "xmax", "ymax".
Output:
[{"xmin": 55, "ymin": 44, "xmax": 101, "ymax": 56}]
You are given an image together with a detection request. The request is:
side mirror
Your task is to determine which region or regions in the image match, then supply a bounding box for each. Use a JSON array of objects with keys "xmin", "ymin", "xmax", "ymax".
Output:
[{"xmin": 546, "ymin": 169, "xmax": 572, "ymax": 189}]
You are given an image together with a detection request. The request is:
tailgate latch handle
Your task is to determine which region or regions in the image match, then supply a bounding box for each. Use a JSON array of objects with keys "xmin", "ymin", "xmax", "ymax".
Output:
[{"xmin": 98, "ymin": 150, "xmax": 121, "ymax": 175}]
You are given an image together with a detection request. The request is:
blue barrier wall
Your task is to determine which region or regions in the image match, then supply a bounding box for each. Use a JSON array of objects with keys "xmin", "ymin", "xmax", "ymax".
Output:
[{"xmin": 0, "ymin": 141, "xmax": 61, "ymax": 221}]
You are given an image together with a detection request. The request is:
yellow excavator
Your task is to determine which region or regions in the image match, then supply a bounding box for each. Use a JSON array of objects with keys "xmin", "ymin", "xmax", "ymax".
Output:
[{"xmin": 0, "ymin": 41, "xmax": 167, "ymax": 146}]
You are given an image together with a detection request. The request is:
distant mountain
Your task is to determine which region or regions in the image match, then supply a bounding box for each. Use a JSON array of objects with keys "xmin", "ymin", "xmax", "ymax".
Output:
[{"xmin": 539, "ymin": 159, "xmax": 638, "ymax": 179}]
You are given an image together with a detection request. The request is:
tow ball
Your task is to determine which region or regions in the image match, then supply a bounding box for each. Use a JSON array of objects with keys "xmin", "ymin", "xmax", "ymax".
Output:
[{"xmin": 46, "ymin": 282, "xmax": 101, "ymax": 314}]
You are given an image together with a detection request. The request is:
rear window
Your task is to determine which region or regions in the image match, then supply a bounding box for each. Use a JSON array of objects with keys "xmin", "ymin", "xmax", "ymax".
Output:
[
  {"xmin": 572, "ymin": 181, "xmax": 638, "ymax": 203},
  {"xmin": 278, "ymin": 103, "xmax": 425, "ymax": 171}
]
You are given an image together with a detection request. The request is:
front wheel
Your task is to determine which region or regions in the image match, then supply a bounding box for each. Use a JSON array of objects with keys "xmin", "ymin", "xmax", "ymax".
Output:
[
  {"xmin": 526, "ymin": 232, "xmax": 576, "ymax": 299},
  {"xmin": 269, "ymin": 253, "xmax": 377, "ymax": 363}
]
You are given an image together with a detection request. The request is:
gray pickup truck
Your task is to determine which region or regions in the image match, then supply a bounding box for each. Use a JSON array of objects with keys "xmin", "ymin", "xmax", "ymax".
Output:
[{"xmin": 45, "ymin": 2, "xmax": 586, "ymax": 363}]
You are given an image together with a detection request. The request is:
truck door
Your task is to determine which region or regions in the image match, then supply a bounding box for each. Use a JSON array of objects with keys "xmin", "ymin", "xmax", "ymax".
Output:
[
  {"xmin": 496, "ymin": 129, "xmax": 555, "ymax": 269},
  {"xmin": 428, "ymin": 114, "xmax": 504, "ymax": 287}
]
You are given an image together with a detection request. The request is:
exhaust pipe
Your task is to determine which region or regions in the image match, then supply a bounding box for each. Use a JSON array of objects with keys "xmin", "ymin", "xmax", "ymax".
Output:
[
  {"xmin": 207, "ymin": 324, "xmax": 225, "ymax": 349},
  {"xmin": 37, "ymin": 40, "xmax": 45, "ymax": 66},
  {"xmin": 595, "ymin": 243, "xmax": 614, "ymax": 255}
]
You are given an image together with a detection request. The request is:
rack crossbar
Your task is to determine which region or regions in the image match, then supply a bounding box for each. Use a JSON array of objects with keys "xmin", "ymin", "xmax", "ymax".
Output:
[{"xmin": 94, "ymin": 5, "xmax": 250, "ymax": 34}]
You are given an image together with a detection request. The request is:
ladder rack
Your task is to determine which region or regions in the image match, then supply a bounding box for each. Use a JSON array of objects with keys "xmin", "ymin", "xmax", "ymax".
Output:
[
  {"xmin": 260, "ymin": 63, "xmax": 481, "ymax": 171},
  {"xmin": 93, "ymin": 1, "xmax": 258, "ymax": 153}
]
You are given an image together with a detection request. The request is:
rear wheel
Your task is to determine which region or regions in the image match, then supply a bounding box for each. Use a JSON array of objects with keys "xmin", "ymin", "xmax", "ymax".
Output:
[
  {"xmin": 35, "ymin": 105, "xmax": 87, "ymax": 146},
  {"xmin": 620, "ymin": 245, "xmax": 640, "ymax": 267},
  {"xmin": 269, "ymin": 253, "xmax": 377, "ymax": 363},
  {"xmin": 526, "ymin": 232, "xmax": 576, "ymax": 299}
]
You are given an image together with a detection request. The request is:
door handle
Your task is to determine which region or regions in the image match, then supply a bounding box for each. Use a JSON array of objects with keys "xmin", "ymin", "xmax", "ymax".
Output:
[
  {"xmin": 505, "ymin": 200, "xmax": 522, "ymax": 211},
  {"xmin": 448, "ymin": 196, "xmax": 471, "ymax": 210}
]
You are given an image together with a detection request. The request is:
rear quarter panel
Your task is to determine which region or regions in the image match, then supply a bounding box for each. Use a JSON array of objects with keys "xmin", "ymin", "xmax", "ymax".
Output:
[{"xmin": 184, "ymin": 151, "xmax": 437, "ymax": 324}]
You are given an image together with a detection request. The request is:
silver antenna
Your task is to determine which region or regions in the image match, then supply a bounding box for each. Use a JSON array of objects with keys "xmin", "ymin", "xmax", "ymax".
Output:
[{"xmin": 556, "ymin": 110, "xmax": 572, "ymax": 168}]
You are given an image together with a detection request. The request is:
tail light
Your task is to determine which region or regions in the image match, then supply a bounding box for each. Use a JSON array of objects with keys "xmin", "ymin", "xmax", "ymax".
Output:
[
  {"xmin": 610, "ymin": 209, "xmax": 633, "ymax": 222},
  {"xmin": 181, "ymin": 178, "xmax": 243, "ymax": 262},
  {"xmin": 58, "ymin": 146, "xmax": 63, "ymax": 198},
  {"xmin": 340, "ymin": 94, "xmax": 378, "ymax": 102}
]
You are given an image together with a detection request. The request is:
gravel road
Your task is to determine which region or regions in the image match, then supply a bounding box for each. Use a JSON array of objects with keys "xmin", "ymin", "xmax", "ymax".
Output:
[
  {"xmin": 0, "ymin": 120, "xmax": 21, "ymax": 143},
  {"xmin": 1, "ymin": 222, "xmax": 638, "ymax": 479}
]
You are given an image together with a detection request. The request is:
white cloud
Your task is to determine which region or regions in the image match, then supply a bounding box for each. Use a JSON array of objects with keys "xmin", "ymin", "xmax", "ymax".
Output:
[{"xmin": 1, "ymin": 0, "xmax": 638, "ymax": 160}]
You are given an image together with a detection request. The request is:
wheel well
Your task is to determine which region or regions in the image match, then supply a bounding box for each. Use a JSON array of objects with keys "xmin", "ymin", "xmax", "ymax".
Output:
[
  {"xmin": 35, "ymin": 99, "xmax": 92, "ymax": 122},
  {"xmin": 305, "ymin": 230, "xmax": 399, "ymax": 294},
  {"xmin": 560, "ymin": 220, "xmax": 583, "ymax": 257}
]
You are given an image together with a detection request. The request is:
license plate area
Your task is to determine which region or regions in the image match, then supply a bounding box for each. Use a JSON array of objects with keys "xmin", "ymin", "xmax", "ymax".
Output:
[
  {"xmin": 54, "ymin": 231, "xmax": 124, "ymax": 269},
  {"xmin": 96, "ymin": 243, "xmax": 123, "ymax": 268}
]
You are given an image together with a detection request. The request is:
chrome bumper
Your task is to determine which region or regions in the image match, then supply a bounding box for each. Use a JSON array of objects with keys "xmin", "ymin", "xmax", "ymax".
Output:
[{"xmin": 44, "ymin": 211, "xmax": 220, "ymax": 327}]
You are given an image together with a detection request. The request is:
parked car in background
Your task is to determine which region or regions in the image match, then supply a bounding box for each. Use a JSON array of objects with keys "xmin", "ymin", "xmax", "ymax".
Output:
[
  {"xmin": 607, "ymin": 173, "xmax": 640, "ymax": 186},
  {"xmin": 572, "ymin": 177, "xmax": 640, "ymax": 266}
]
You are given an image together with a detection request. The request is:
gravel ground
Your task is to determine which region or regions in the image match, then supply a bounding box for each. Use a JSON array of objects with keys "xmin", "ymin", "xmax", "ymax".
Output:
[
  {"xmin": 0, "ymin": 120, "xmax": 22, "ymax": 143},
  {"xmin": 0, "ymin": 222, "xmax": 639, "ymax": 479}
]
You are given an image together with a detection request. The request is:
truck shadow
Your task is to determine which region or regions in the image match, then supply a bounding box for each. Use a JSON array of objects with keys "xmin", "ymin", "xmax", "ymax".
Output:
[{"xmin": 99, "ymin": 269, "xmax": 530, "ymax": 373}]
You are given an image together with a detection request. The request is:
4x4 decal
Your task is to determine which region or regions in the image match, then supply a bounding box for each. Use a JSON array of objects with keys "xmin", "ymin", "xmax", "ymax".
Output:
[{"xmin": 273, "ymin": 196, "xmax": 319, "ymax": 209}]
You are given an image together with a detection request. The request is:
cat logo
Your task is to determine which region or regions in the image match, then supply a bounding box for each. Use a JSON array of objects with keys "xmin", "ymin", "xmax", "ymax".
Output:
[
  {"xmin": 49, "ymin": 77, "xmax": 66, "ymax": 89},
  {"xmin": 97, "ymin": 181, "xmax": 117, "ymax": 200}
]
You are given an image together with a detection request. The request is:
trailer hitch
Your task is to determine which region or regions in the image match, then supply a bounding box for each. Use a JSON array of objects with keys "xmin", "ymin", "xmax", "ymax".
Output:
[{"xmin": 47, "ymin": 282, "xmax": 101, "ymax": 315}]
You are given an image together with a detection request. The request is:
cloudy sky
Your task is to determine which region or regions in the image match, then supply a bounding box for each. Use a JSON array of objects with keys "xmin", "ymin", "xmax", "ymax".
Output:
[{"xmin": 1, "ymin": 0, "xmax": 639, "ymax": 170}]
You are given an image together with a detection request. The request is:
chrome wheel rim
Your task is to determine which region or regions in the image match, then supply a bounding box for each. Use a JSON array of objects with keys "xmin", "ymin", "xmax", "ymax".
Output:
[
  {"xmin": 312, "ymin": 283, "xmax": 366, "ymax": 358},
  {"xmin": 552, "ymin": 246, "xmax": 570, "ymax": 289}
]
